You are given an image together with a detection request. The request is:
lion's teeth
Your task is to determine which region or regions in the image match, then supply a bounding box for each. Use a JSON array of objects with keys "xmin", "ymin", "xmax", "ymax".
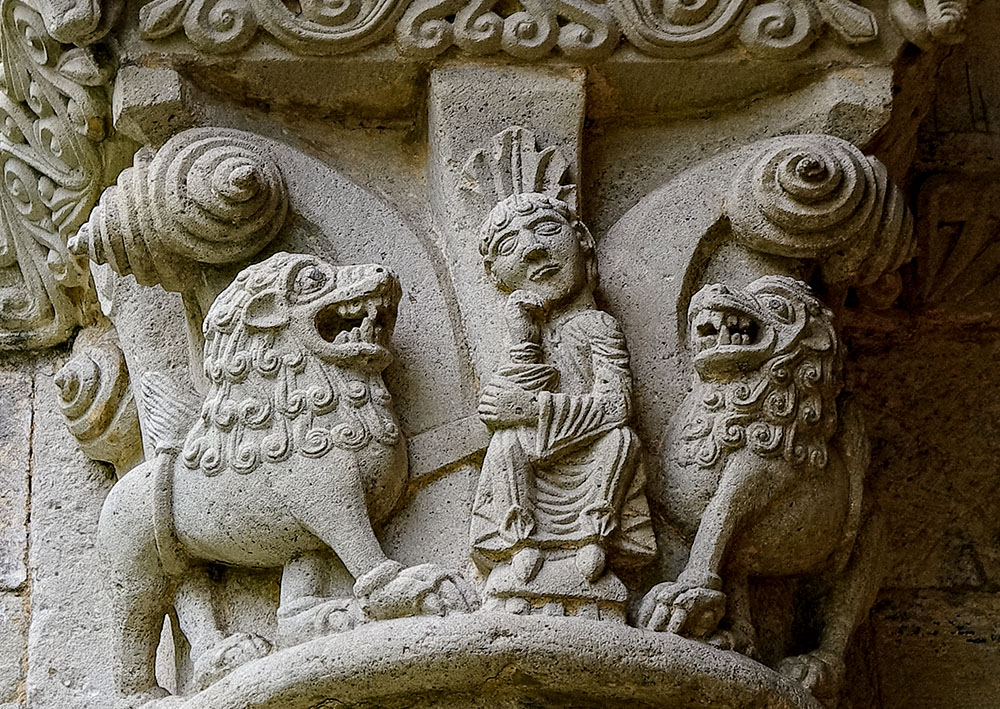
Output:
[
  {"xmin": 719, "ymin": 326, "xmax": 731, "ymax": 345},
  {"xmin": 726, "ymin": 315, "xmax": 738, "ymax": 328},
  {"xmin": 361, "ymin": 316, "xmax": 375, "ymax": 342},
  {"xmin": 739, "ymin": 316, "xmax": 750, "ymax": 331}
]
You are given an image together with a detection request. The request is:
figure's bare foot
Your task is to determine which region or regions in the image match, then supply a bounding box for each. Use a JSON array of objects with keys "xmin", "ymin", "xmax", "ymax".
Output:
[
  {"xmin": 635, "ymin": 573, "xmax": 725, "ymax": 638},
  {"xmin": 777, "ymin": 648, "xmax": 845, "ymax": 706},
  {"xmin": 193, "ymin": 632, "xmax": 272, "ymax": 690},
  {"xmin": 276, "ymin": 595, "xmax": 362, "ymax": 647},
  {"xmin": 355, "ymin": 561, "xmax": 479, "ymax": 621},
  {"xmin": 512, "ymin": 547, "xmax": 542, "ymax": 583},
  {"xmin": 575, "ymin": 543, "xmax": 606, "ymax": 582}
]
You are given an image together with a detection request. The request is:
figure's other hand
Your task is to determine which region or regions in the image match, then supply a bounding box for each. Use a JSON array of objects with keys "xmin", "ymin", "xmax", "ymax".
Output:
[
  {"xmin": 504, "ymin": 289, "xmax": 545, "ymax": 344},
  {"xmin": 478, "ymin": 379, "xmax": 539, "ymax": 428}
]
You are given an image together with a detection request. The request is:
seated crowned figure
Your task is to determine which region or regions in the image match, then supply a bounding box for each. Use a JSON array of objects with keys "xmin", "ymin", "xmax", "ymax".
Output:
[{"xmin": 472, "ymin": 191, "xmax": 656, "ymax": 619}]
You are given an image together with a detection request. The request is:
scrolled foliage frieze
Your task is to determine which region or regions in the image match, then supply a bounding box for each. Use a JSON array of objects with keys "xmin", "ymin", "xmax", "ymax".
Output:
[
  {"xmin": 0, "ymin": 0, "xmax": 130, "ymax": 349},
  {"xmin": 126, "ymin": 0, "xmax": 969, "ymax": 59},
  {"xmin": 138, "ymin": 0, "xmax": 409, "ymax": 55}
]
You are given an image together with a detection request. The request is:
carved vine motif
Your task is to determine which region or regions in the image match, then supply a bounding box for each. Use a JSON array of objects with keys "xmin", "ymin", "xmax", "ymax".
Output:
[
  {"xmin": 396, "ymin": 0, "xmax": 618, "ymax": 59},
  {"xmin": 130, "ymin": 0, "xmax": 973, "ymax": 58},
  {"xmin": 0, "ymin": 0, "xmax": 122, "ymax": 348},
  {"xmin": 616, "ymin": 0, "xmax": 879, "ymax": 59},
  {"xmin": 138, "ymin": 0, "xmax": 409, "ymax": 55}
]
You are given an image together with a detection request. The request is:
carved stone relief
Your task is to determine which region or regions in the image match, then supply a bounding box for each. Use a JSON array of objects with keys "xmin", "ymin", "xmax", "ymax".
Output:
[
  {"xmin": 0, "ymin": 0, "xmax": 130, "ymax": 349},
  {"xmin": 471, "ymin": 190, "xmax": 655, "ymax": 619},
  {"xmin": 54, "ymin": 323, "xmax": 142, "ymax": 474},
  {"xmin": 96, "ymin": 252, "xmax": 476, "ymax": 702},
  {"xmin": 114, "ymin": 0, "xmax": 967, "ymax": 60},
  {"xmin": 636, "ymin": 276, "xmax": 881, "ymax": 705}
]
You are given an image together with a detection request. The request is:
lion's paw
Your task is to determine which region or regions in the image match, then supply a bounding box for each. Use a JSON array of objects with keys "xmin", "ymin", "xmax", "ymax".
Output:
[
  {"xmin": 276, "ymin": 595, "xmax": 362, "ymax": 648},
  {"xmin": 634, "ymin": 580, "xmax": 726, "ymax": 639},
  {"xmin": 193, "ymin": 632, "xmax": 272, "ymax": 690},
  {"xmin": 355, "ymin": 560, "xmax": 479, "ymax": 621},
  {"xmin": 707, "ymin": 627, "xmax": 759, "ymax": 658},
  {"xmin": 777, "ymin": 649, "xmax": 845, "ymax": 706}
]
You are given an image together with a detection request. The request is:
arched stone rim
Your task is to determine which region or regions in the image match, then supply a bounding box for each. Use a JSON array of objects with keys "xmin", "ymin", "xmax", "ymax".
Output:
[{"xmin": 156, "ymin": 612, "xmax": 824, "ymax": 709}]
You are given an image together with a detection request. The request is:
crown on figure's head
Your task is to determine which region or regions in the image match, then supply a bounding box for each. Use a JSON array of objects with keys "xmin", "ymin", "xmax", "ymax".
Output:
[
  {"xmin": 462, "ymin": 126, "xmax": 577, "ymax": 212},
  {"xmin": 463, "ymin": 127, "xmax": 582, "ymax": 262}
]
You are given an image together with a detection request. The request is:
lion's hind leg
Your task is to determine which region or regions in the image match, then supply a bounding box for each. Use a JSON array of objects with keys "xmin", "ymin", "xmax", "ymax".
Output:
[
  {"xmin": 98, "ymin": 463, "xmax": 172, "ymax": 701},
  {"xmin": 778, "ymin": 508, "xmax": 885, "ymax": 706}
]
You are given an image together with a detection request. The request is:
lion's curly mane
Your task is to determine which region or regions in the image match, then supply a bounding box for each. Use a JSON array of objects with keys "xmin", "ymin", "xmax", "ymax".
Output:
[
  {"xmin": 181, "ymin": 255, "xmax": 398, "ymax": 477},
  {"xmin": 678, "ymin": 282, "xmax": 842, "ymax": 472}
]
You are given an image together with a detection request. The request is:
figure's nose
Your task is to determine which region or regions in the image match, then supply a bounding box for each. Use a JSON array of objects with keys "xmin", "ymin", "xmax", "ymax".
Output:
[{"xmin": 522, "ymin": 243, "xmax": 547, "ymax": 262}]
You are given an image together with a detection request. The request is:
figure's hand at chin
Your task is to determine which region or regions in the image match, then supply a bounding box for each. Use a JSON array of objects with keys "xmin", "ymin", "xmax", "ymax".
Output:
[{"xmin": 504, "ymin": 289, "xmax": 546, "ymax": 343}]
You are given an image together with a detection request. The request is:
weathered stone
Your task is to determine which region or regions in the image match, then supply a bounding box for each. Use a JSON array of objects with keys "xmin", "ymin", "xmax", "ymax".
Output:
[
  {"xmin": 26, "ymin": 361, "xmax": 117, "ymax": 708},
  {"xmin": 0, "ymin": 591, "xmax": 27, "ymax": 703},
  {"xmin": 0, "ymin": 0, "xmax": 994, "ymax": 705},
  {"xmin": 0, "ymin": 366, "xmax": 31, "ymax": 591}
]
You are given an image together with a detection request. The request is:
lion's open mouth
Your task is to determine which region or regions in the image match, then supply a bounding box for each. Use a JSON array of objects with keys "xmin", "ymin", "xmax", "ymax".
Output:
[
  {"xmin": 692, "ymin": 307, "xmax": 760, "ymax": 353},
  {"xmin": 315, "ymin": 291, "xmax": 395, "ymax": 349}
]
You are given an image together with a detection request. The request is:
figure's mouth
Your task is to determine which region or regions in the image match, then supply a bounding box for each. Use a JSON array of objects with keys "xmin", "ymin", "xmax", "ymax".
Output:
[
  {"xmin": 692, "ymin": 308, "xmax": 760, "ymax": 353},
  {"xmin": 529, "ymin": 263, "xmax": 561, "ymax": 282}
]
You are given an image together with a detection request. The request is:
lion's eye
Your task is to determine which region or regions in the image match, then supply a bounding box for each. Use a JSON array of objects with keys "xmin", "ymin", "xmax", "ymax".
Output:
[
  {"xmin": 767, "ymin": 298, "xmax": 790, "ymax": 320},
  {"xmin": 294, "ymin": 267, "xmax": 327, "ymax": 294}
]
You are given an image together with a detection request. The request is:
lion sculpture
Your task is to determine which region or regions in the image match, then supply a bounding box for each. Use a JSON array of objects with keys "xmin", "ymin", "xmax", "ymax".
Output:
[
  {"xmin": 637, "ymin": 275, "xmax": 883, "ymax": 707},
  {"xmin": 98, "ymin": 252, "xmax": 476, "ymax": 704}
]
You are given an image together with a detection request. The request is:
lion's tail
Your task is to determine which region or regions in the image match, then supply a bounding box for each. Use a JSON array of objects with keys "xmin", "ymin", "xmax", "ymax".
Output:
[
  {"xmin": 831, "ymin": 394, "xmax": 871, "ymax": 573},
  {"xmin": 140, "ymin": 372, "xmax": 201, "ymax": 577},
  {"xmin": 139, "ymin": 372, "xmax": 201, "ymax": 455}
]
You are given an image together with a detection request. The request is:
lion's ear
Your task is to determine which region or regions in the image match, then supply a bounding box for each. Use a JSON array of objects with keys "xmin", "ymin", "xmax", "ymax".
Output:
[{"xmin": 243, "ymin": 291, "xmax": 289, "ymax": 330}]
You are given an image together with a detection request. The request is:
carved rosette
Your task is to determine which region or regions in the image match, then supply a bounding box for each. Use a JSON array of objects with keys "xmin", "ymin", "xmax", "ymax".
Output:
[
  {"xmin": 69, "ymin": 127, "xmax": 289, "ymax": 292},
  {"xmin": 0, "ymin": 0, "xmax": 127, "ymax": 348},
  {"xmin": 726, "ymin": 134, "xmax": 914, "ymax": 289},
  {"xmin": 54, "ymin": 325, "xmax": 142, "ymax": 474}
]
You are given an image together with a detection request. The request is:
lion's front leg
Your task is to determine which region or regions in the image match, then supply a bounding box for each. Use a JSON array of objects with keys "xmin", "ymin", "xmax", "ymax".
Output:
[
  {"xmin": 276, "ymin": 453, "xmax": 478, "ymax": 632},
  {"xmin": 638, "ymin": 453, "xmax": 796, "ymax": 638}
]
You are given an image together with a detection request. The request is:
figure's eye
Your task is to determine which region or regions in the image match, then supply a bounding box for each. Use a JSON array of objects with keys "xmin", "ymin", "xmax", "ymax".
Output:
[
  {"xmin": 766, "ymin": 297, "xmax": 790, "ymax": 321},
  {"xmin": 495, "ymin": 234, "xmax": 516, "ymax": 256},
  {"xmin": 533, "ymin": 220, "xmax": 562, "ymax": 236},
  {"xmin": 294, "ymin": 267, "xmax": 327, "ymax": 295}
]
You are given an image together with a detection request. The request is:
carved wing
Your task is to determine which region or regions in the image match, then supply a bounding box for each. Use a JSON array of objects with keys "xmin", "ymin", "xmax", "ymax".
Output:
[{"xmin": 139, "ymin": 372, "xmax": 201, "ymax": 455}]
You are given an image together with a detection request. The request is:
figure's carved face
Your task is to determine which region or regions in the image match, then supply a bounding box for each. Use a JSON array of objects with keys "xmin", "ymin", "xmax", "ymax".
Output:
[
  {"xmin": 687, "ymin": 276, "xmax": 832, "ymax": 380},
  {"xmin": 236, "ymin": 254, "xmax": 401, "ymax": 371},
  {"xmin": 484, "ymin": 207, "xmax": 587, "ymax": 307}
]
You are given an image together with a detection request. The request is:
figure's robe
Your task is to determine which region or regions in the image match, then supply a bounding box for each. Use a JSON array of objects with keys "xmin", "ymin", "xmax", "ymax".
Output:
[{"xmin": 471, "ymin": 308, "xmax": 656, "ymax": 571}]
